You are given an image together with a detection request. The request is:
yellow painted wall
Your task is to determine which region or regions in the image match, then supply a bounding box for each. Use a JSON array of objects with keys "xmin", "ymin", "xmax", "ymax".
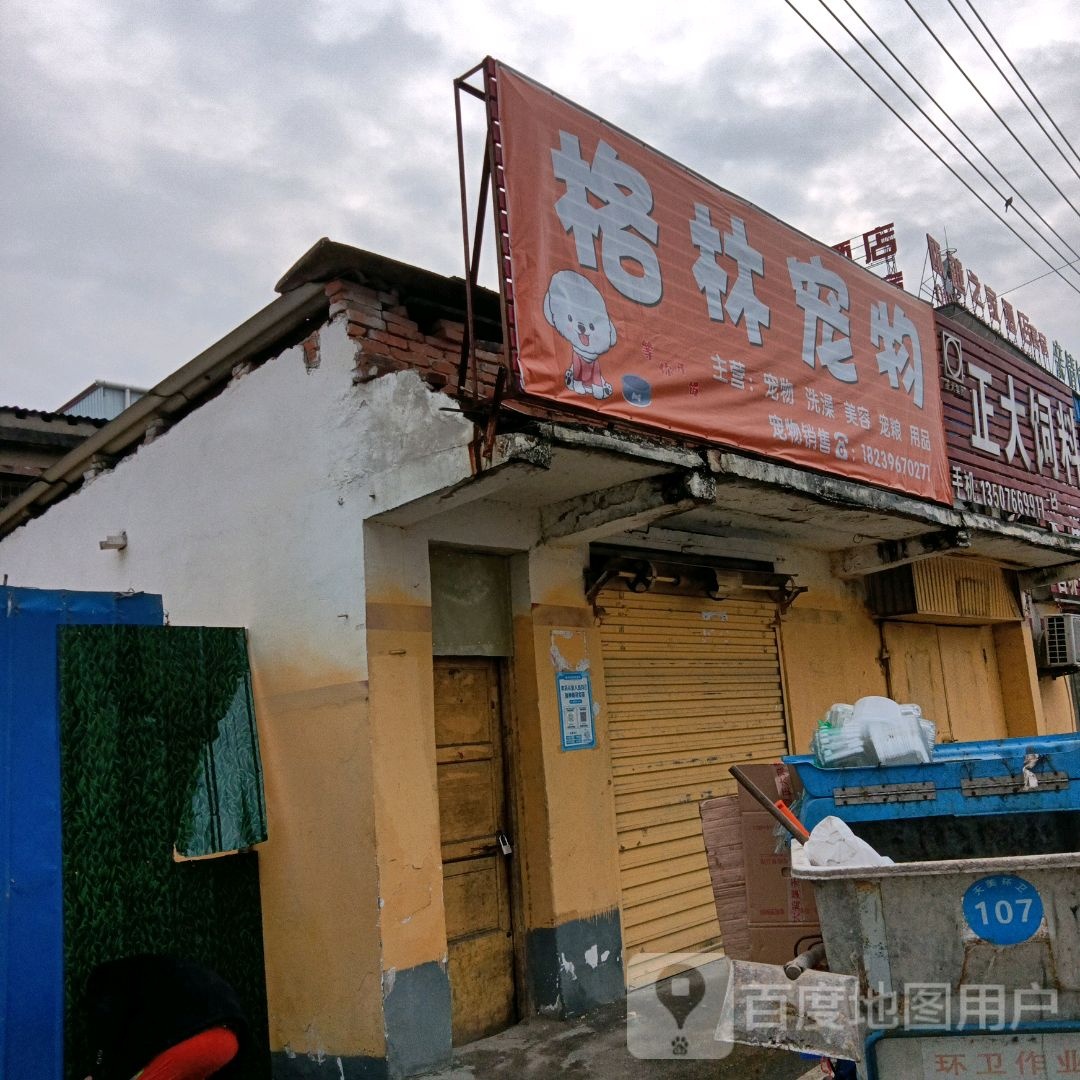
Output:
[
  {"xmin": 250, "ymin": 654, "xmax": 385, "ymax": 1059},
  {"xmin": 504, "ymin": 544, "xmax": 623, "ymax": 932},
  {"xmin": 361, "ymin": 523, "xmax": 623, "ymax": 979},
  {"xmin": 994, "ymin": 621, "xmax": 1044, "ymax": 737},
  {"xmin": 364, "ymin": 524, "xmax": 449, "ymax": 977},
  {"xmin": 1040, "ymin": 674, "xmax": 1078, "ymax": 734},
  {"xmin": 1031, "ymin": 603, "xmax": 1080, "ymax": 734},
  {"xmin": 780, "ymin": 551, "xmax": 1058, "ymax": 752},
  {"xmin": 777, "ymin": 549, "xmax": 887, "ymax": 756},
  {"xmin": 508, "ymin": 609, "xmax": 556, "ymax": 929}
]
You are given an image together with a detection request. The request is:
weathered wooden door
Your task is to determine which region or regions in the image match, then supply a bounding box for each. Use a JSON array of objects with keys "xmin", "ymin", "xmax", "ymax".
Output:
[
  {"xmin": 883, "ymin": 621, "xmax": 1007, "ymax": 742},
  {"xmin": 433, "ymin": 657, "xmax": 516, "ymax": 1044}
]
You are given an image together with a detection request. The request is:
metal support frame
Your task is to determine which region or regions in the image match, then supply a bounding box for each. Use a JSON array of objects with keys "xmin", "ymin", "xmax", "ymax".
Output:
[
  {"xmin": 832, "ymin": 527, "xmax": 971, "ymax": 579},
  {"xmin": 584, "ymin": 545, "xmax": 805, "ymax": 613},
  {"xmin": 453, "ymin": 61, "xmax": 487, "ymax": 403},
  {"xmin": 454, "ymin": 58, "xmax": 516, "ymax": 467}
]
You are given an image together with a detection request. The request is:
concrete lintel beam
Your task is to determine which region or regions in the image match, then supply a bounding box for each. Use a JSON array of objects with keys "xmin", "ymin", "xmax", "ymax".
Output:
[
  {"xmin": 1019, "ymin": 560, "xmax": 1080, "ymax": 592},
  {"xmin": 540, "ymin": 470, "xmax": 717, "ymax": 545},
  {"xmin": 832, "ymin": 528, "xmax": 971, "ymax": 579},
  {"xmin": 374, "ymin": 442, "xmax": 552, "ymax": 527}
]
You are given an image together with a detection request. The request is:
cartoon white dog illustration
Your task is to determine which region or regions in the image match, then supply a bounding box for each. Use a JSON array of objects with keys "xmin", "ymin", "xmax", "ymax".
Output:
[{"xmin": 543, "ymin": 270, "xmax": 617, "ymax": 399}]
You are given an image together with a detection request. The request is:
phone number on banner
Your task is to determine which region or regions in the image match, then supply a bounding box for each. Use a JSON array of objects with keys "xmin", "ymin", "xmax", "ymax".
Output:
[{"xmin": 861, "ymin": 444, "xmax": 932, "ymax": 481}]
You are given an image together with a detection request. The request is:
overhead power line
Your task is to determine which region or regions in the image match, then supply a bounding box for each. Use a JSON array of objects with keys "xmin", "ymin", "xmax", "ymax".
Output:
[
  {"xmin": 963, "ymin": 0, "xmax": 1080, "ymax": 177},
  {"xmin": 835, "ymin": 0, "xmax": 1080, "ymax": 286},
  {"xmin": 904, "ymin": 0, "xmax": 1080, "ymax": 229},
  {"xmin": 1000, "ymin": 253, "xmax": 1080, "ymax": 299},
  {"xmin": 794, "ymin": 0, "xmax": 1080, "ymax": 299},
  {"xmin": 946, "ymin": 0, "xmax": 1080, "ymax": 187}
]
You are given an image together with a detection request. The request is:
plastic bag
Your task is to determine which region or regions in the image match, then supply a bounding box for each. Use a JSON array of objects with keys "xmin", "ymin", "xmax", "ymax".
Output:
[
  {"xmin": 804, "ymin": 815, "xmax": 894, "ymax": 867},
  {"xmin": 810, "ymin": 696, "xmax": 935, "ymax": 768}
]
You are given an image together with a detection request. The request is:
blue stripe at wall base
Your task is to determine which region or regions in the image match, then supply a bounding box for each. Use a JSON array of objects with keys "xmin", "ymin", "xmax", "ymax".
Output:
[
  {"xmin": 383, "ymin": 959, "xmax": 452, "ymax": 1078},
  {"xmin": 526, "ymin": 909, "xmax": 623, "ymax": 1017},
  {"xmin": 269, "ymin": 959, "xmax": 451, "ymax": 1080},
  {"xmin": 271, "ymin": 1052, "xmax": 387, "ymax": 1079}
]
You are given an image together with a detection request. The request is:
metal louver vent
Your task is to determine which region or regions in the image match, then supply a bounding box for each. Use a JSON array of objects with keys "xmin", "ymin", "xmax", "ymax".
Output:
[{"xmin": 1042, "ymin": 614, "xmax": 1080, "ymax": 669}]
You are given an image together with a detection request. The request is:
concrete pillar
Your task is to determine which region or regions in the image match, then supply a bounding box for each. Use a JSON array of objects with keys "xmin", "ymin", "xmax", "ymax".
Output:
[{"xmin": 511, "ymin": 545, "xmax": 625, "ymax": 1015}]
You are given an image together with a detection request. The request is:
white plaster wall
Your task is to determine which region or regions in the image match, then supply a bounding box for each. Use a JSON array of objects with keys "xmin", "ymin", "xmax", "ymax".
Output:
[
  {"xmin": 0, "ymin": 315, "xmax": 480, "ymax": 1058},
  {"xmin": 0, "ymin": 318, "xmax": 476, "ymax": 682}
]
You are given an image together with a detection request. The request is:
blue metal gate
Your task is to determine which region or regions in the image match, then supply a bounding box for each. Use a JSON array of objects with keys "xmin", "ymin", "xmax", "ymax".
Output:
[{"xmin": 0, "ymin": 586, "xmax": 163, "ymax": 1080}]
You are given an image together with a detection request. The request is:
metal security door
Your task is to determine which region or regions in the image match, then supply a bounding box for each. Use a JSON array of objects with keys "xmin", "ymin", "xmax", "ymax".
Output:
[
  {"xmin": 434, "ymin": 657, "xmax": 516, "ymax": 1044},
  {"xmin": 598, "ymin": 582, "xmax": 788, "ymax": 987}
]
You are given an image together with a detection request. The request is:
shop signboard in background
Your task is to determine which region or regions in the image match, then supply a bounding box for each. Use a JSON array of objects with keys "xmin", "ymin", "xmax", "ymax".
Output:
[
  {"xmin": 832, "ymin": 221, "xmax": 904, "ymax": 290},
  {"xmin": 938, "ymin": 311, "xmax": 1080, "ymax": 534},
  {"xmin": 1051, "ymin": 579, "xmax": 1080, "ymax": 604},
  {"xmin": 925, "ymin": 233, "xmax": 1078, "ymax": 389},
  {"xmin": 924, "ymin": 232, "xmax": 1049, "ymax": 362},
  {"xmin": 486, "ymin": 61, "xmax": 952, "ymax": 505}
]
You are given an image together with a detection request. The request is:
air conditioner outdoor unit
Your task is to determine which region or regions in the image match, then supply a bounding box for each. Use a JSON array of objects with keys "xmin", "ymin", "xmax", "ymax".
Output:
[{"xmin": 1040, "ymin": 613, "xmax": 1080, "ymax": 671}]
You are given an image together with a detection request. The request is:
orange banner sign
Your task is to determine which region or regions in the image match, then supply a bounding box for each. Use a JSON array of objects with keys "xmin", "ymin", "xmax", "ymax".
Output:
[{"xmin": 488, "ymin": 61, "xmax": 952, "ymax": 504}]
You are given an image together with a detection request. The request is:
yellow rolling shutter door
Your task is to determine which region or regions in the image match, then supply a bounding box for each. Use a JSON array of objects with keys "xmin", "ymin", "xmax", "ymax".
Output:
[{"xmin": 598, "ymin": 582, "xmax": 789, "ymax": 988}]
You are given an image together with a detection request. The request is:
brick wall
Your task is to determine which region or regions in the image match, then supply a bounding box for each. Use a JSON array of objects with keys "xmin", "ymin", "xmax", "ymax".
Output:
[{"xmin": 326, "ymin": 279, "xmax": 504, "ymax": 398}]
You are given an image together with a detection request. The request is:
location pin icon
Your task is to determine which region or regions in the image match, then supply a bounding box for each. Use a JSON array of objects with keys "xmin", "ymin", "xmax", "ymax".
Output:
[{"xmin": 656, "ymin": 964, "xmax": 706, "ymax": 1030}]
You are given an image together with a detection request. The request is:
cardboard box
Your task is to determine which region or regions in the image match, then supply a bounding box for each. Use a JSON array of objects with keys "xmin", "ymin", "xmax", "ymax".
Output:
[
  {"xmin": 700, "ymin": 794, "xmax": 751, "ymax": 960},
  {"xmin": 734, "ymin": 761, "xmax": 804, "ymax": 814},
  {"xmin": 742, "ymin": 811, "xmax": 817, "ymax": 924},
  {"xmin": 700, "ymin": 761, "xmax": 820, "ymax": 965},
  {"xmin": 748, "ymin": 924, "xmax": 824, "ymax": 967}
]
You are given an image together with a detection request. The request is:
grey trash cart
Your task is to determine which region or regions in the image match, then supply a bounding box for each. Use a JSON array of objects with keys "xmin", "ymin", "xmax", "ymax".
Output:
[{"xmin": 789, "ymin": 839, "xmax": 1080, "ymax": 1078}]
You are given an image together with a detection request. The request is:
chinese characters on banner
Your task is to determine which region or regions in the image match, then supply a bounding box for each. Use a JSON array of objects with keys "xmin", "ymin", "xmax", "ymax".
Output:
[
  {"xmin": 489, "ymin": 61, "xmax": 952, "ymax": 504},
  {"xmin": 832, "ymin": 223, "xmax": 904, "ymax": 289},
  {"xmin": 926, "ymin": 233, "xmax": 1053, "ymax": 366},
  {"xmin": 939, "ymin": 313, "xmax": 1080, "ymax": 533}
]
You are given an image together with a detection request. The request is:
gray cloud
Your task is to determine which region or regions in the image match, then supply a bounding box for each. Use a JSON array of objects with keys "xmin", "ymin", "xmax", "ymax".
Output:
[{"xmin": 3, "ymin": 0, "xmax": 1080, "ymax": 409}]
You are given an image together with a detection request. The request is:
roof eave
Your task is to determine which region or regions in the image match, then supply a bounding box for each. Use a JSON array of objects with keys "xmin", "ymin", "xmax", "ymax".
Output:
[{"xmin": 0, "ymin": 281, "xmax": 328, "ymax": 539}]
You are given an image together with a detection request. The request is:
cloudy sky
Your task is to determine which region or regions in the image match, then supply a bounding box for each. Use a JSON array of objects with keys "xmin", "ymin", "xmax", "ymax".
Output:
[{"xmin": 4, "ymin": 0, "xmax": 1080, "ymax": 412}]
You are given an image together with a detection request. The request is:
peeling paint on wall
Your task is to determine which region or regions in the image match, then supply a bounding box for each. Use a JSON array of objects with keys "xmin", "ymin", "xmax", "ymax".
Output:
[
  {"xmin": 558, "ymin": 953, "xmax": 577, "ymax": 980},
  {"xmin": 584, "ymin": 945, "xmax": 599, "ymax": 969},
  {"xmin": 550, "ymin": 628, "xmax": 591, "ymax": 672},
  {"xmin": 549, "ymin": 632, "xmax": 572, "ymax": 671},
  {"xmin": 302, "ymin": 1022, "xmax": 327, "ymax": 1064}
]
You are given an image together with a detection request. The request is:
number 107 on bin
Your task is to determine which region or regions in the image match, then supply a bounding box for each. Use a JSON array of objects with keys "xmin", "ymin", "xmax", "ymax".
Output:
[{"xmin": 963, "ymin": 875, "xmax": 1044, "ymax": 946}]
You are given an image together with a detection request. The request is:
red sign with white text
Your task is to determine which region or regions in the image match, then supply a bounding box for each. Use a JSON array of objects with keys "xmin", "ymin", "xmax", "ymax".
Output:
[
  {"xmin": 939, "ymin": 311, "xmax": 1080, "ymax": 533},
  {"xmin": 488, "ymin": 61, "xmax": 951, "ymax": 504}
]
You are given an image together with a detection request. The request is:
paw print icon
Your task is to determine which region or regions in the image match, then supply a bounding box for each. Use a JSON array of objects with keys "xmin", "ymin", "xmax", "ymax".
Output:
[{"xmin": 671, "ymin": 1036, "xmax": 689, "ymax": 1056}]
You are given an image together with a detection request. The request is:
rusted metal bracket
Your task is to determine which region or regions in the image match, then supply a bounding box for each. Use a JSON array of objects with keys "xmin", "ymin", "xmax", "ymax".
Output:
[
  {"xmin": 834, "ymin": 781, "xmax": 937, "ymax": 806},
  {"xmin": 480, "ymin": 367, "xmax": 508, "ymax": 464},
  {"xmin": 962, "ymin": 772, "xmax": 1069, "ymax": 797},
  {"xmin": 833, "ymin": 528, "xmax": 971, "ymax": 579},
  {"xmin": 454, "ymin": 64, "xmax": 490, "ymax": 404}
]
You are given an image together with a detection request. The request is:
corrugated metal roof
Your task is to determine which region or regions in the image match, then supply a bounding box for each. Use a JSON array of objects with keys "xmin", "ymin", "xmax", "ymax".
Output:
[{"xmin": 0, "ymin": 406, "xmax": 107, "ymax": 429}]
